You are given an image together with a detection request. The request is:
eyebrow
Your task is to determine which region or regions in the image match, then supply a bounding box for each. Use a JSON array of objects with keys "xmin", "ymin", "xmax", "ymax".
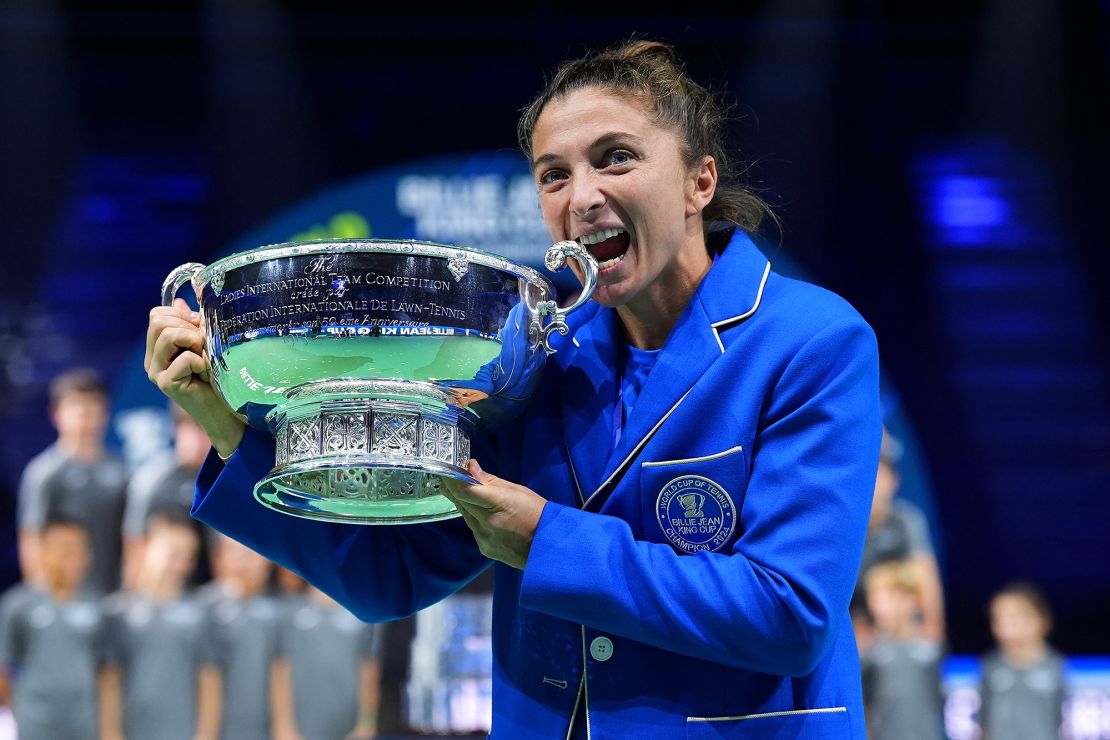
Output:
[{"xmin": 532, "ymin": 130, "xmax": 646, "ymax": 170}]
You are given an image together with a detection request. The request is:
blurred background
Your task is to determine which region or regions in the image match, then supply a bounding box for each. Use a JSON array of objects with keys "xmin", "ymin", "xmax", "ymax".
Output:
[{"xmin": 0, "ymin": 1, "xmax": 1108, "ymax": 738}]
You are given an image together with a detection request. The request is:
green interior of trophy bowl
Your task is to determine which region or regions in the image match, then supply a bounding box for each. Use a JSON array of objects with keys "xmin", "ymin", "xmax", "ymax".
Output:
[{"xmin": 226, "ymin": 333, "xmax": 500, "ymax": 392}]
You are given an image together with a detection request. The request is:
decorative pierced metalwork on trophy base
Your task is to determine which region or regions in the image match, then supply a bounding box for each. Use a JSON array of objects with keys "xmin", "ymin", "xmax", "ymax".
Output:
[{"xmin": 255, "ymin": 379, "xmax": 475, "ymax": 524}]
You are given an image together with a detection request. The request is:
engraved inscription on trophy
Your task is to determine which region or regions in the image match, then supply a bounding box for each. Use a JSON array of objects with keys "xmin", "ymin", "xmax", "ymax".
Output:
[
  {"xmin": 305, "ymin": 254, "xmax": 339, "ymax": 274},
  {"xmin": 212, "ymin": 255, "xmax": 486, "ymax": 343}
]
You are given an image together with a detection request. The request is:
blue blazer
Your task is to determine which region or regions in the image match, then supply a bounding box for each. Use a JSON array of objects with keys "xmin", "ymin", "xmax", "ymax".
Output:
[{"xmin": 193, "ymin": 229, "xmax": 881, "ymax": 739}]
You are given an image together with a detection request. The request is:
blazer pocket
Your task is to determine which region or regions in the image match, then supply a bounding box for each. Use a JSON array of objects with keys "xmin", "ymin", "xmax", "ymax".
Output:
[
  {"xmin": 686, "ymin": 707, "xmax": 849, "ymax": 739},
  {"xmin": 639, "ymin": 445, "xmax": 748, "ymax": 553}
]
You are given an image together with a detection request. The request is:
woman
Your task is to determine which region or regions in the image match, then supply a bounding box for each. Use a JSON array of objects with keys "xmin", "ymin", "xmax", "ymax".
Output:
[{"xmin": 146, "ymin": 40, "xmax": 881, "ymax": 739}]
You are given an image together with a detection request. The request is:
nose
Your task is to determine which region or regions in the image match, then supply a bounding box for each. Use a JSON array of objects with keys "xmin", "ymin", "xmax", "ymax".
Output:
[{"xmin": 569, "ymin": 170, "xmax": 604, "ymax": 221}]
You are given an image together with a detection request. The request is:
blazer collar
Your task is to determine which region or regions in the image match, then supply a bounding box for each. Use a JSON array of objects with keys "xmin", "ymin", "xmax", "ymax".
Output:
[
  {"xmin": 560, "ymin": 228, "xmax": 772, "ymax": 506},
  {"xmin": 699, "ymin": 228, "xmax": 773, "ymax": 335}
]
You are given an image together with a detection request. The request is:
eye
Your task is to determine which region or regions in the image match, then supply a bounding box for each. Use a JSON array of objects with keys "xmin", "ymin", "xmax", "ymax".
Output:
[
  {"xmin": 539, "ymin": 168, "xmax": 567, "ymax": 186},
  {"xmin": 604, "ymin": 149, "xmax": 635, "ymax": 167}
]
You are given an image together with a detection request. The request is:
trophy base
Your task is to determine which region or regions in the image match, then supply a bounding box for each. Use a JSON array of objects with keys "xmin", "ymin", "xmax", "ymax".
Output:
[{"xmin": 257, "ymin": 379, "xmax": 477, "ymax": 524}]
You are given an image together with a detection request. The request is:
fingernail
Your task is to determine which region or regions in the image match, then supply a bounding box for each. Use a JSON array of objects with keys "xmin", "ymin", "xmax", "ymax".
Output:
[
  {"xmin": 470, "ymin": 459, "xmax": 483, "ymax": 475},
  {"xmin": 190, "ymin": 311, "xmax": 200, "ymax": 321}
]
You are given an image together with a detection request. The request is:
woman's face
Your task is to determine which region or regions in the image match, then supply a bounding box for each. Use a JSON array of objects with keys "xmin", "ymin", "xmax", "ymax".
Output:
[{"xmin": 531, "ymin": 87, "xmax": 714, "ymax": 311}]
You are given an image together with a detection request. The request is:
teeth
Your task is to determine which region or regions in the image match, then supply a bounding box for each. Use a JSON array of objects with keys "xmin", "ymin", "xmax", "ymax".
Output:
[
  {"xmin": 598, "ymin": 253, "xmax": 625, "ymax": 270},
  {"xmin": 578, "ymin": 227, "xmax": 625, "ymax": 246}
]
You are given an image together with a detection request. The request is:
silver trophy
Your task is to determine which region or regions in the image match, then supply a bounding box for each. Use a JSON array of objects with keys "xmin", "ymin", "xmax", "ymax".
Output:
[{"xmin": 162, "ymin": 239, "xmax": 597, "ymax": 525}]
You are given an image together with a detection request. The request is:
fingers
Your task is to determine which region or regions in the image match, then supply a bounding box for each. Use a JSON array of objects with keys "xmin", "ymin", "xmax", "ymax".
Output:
[
  {"xmin": 148, "ymin": 326, "xmax": 205, "ymax": 383},
  {"xmin": 451, "ymin": 498, "xmax": 485, "ymax": 536},
  {"xmin": 145, "ymin": 316, "xmax": 196, "ymax": 373},
  {"xmin": 440, "ymin": 479, "xmax": 496, "ymax": 510},
  {"xmin": 464, "ymin": 459, "xmax": 524, "ymax": 494},
  {"xmin": 149, "ymin": 326, "xmax": 204, "ymax": 378},
  {"xmin": 467, "ymin": 458, "xmax": 500, "ymax": 486},
  {"xmin": 440, "ymin": 459, "xmax": 537, "ymax": 511},
  {"xmin": 154, "ymin": 347, "xmax": 209, "ymax": 393},
  {"xmin": 446, "ymin": 496, "xmax": 500, "ymax": 560},
  {"xmin": 146, "ymin": 303, "xmax": 201, "ymax": 372},
  {"xmin": 441, "ymin": 459, "xmax": 512, "ymax": 507},
  {"xmin": 439, "ymin": 469, "xmax": 543, "ymax": 569},
  {"xmin": 441, "ymin": 486, "xmax": 487, "ymax": 534}
]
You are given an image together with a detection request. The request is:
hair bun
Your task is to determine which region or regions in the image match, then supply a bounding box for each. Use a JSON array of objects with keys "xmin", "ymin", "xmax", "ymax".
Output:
[{"xmin": 607, "ymin": 39, "xmax": 679, "ymax": 65}]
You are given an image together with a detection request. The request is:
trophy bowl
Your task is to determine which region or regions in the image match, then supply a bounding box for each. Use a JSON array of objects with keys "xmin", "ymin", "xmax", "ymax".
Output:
[{"xmin": 162, "ymin": 238, "xmax": 597, "ymax": 525}]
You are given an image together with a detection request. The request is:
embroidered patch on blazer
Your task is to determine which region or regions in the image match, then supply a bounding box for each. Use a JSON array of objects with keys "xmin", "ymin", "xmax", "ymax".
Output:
[{"xmin": 655, "ymin": 475, "xmax": 737, "ymax": 553}]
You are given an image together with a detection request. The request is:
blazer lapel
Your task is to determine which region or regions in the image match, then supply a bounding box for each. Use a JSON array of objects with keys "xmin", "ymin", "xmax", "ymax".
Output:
[{"xmin": 560, "ymin": 308, "xmax": 621, "ymax": 504}]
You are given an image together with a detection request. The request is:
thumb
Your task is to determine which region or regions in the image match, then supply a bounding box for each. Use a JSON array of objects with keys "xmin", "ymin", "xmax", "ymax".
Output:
[
  {"xmin": 467, "ymin": 458, "xmax": 498, "ymax": 485},
  {"xmin": 173, "ymin": 297, "xmax": 201, "ymax": 325}
]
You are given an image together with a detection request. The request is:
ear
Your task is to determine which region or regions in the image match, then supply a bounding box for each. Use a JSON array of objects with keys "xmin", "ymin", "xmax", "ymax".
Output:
[{"xmin": 685, "ymin": 155, "xmax": 718, "ymax": 218}]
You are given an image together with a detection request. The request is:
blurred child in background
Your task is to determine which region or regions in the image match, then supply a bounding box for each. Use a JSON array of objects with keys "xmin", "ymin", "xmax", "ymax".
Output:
[
  {"xmin": 100, "ymin": 507, "xmax": 219, "ymax": 740},
  {"xmin": 860, "ymin": 559, "xmax": 945, "ymax": 740},
  {"xmin": 200, "ymin": 533, "xmax": 281, "ymax": 740},
  {"xmin": 271, "ymin": 577, "xmax": 382, "ymax": 740},
  {"xmin": 274, "ymin": 565, "xmax": 308, "ymax": 603},
  {"xmin": 857, "ymin": 429, "xmax": 945, "ymax": 642},
  {"xmin": 122, "ymin": 402, "xmax": 213, "ymax": 588},
  {"xmin": 0, "ymin": 517, "xmax": 105, "ymax": 740},
  {"xmin": 18, "ymin": 369, "xmax": 127, "ymax": 595},
  {"xmin": 980, "ymin": 581, "xmax": 1066, "ymax": 740}
]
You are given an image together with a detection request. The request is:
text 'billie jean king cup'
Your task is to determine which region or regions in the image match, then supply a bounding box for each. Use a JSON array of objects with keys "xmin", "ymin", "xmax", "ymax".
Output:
[{"xmin": 162, "ymin": 239, "xmax": 597, "ymax": 525}]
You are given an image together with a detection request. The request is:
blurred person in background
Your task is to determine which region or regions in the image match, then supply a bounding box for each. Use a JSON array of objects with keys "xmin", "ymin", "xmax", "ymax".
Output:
[
  {"xmin": 859, "ymin": 559, "xmax": 945, "ymax": 740},
  {"xmin": 857, "ymin": 428, "xmax": 946, "ymax": 642},
  {"xmin": 0, "ymin": 517, "xmax": 105, "ymax": 740},
  {"xmin": 99, "ymin": 507, "xmax": 220, "ymax": 740},
  {"xmin": 199, "ymin": 533, "xmax": 281, "ymax": 740},
  {"xmin": 980, "ymin": 581, "xmax": 1066, "ymax": 740},
  {"xmin": 274, "ymin": 565, "xmax": 308, "ymax": 603},
  {"xmin": 271, "ymin": 581, "xmax": 382, "ymax": 740},
  {"xmin": 17, "ymin": 368, "xmax": 127, "ymax": 595},
  {"xmin": 122, "ymin": 401, "xmax": 213, "ymax": 589}
]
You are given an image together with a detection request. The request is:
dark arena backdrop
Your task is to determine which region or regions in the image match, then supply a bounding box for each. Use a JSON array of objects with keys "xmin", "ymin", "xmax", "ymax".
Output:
[{"xmin": 1, "ymin": 2, "xmax": 1108, "ymax": 737}]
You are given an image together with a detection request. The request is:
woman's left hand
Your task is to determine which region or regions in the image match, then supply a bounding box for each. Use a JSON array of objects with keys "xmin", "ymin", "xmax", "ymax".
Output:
[{"xmin": 441, "ymin": 460, "xmax": 547, "ymax": 570}]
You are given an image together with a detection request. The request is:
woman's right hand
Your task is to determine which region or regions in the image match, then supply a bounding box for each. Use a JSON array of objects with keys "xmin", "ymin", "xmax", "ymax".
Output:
[{"xmin": 145, "ymin": 297, "xmax": 246, "ymax": 457}]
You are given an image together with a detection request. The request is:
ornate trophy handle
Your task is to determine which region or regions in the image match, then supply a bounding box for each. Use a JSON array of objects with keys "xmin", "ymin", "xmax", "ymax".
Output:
[
  {"xmin": 537, "ymin": 240, "xmax": 599, "ymax": 354},
  {"xmin": 161, "ymin": 262, "xmax": 206, "ymax": 306}
]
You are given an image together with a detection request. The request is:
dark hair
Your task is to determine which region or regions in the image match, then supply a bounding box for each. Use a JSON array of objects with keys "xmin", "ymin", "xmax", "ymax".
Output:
[
  {"xmin": 49, "ymin": 368, "xmax": 108, "ymax": 405},
  {"xmin": 517, "ymin": 39, "xmax": 773, "ymax": 234},
  {"xmin": 145, "ymin": 505, "xmax": 198, "ymax": 535},
  {"xmin": 992, "ymin": 581, "xmax": 1053, "ymax": 623},
  {"xmin": 42, "ymin": 514, "xmax": 87, "ymax": 533}
]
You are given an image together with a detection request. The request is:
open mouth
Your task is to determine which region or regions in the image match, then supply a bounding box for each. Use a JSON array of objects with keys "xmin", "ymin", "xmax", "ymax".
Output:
[{"xmin": 578, "ymin": 228, "xmax": 630, "ymax": 271}]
